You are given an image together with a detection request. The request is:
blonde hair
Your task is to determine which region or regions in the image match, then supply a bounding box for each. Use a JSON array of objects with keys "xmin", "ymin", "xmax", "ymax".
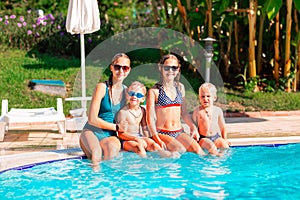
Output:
[
  {"xmin": 128, "ymin": 81, "xmax": 147, "ymax": 95},
  {"xmin": 128, "ymin": 81, "xmax": 147, "ymax": 103},
  {"xmin": 199, "ymin": 83, "xmax": 217, "ymax": 101}
]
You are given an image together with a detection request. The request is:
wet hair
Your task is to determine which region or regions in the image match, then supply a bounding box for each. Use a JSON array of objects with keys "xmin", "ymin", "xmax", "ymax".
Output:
[
  {"xmin": 157, "ymin": 54, "xmax": 181, "ymax": 87},
  {"xmin": 199, "ymin": 83, "xmax": 217, "ymax": 101},
  {"xmin": 108, "ymin": 53, "xmax": 130, "ymax": 87}
]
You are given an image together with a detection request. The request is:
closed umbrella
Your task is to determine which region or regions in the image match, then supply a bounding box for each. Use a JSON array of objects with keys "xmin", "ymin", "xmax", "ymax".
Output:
[{"xmin": 66, "ymin": 0, "xmax": 100, "ymax": 117}]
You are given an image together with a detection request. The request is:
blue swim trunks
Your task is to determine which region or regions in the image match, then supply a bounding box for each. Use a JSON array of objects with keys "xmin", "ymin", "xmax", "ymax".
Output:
[
  {"xmin": 83, "ymin": 123, "xmax": 117, "ymax": 141},
  {"xmin": 199, "ymin": 133, "xmax": 221, "ymax": 142}
]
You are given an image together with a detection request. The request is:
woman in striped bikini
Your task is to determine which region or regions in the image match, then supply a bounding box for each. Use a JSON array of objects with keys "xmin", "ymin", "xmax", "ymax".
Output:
[{"xmin": 146, "ymin": 54, "xmax": 205, "ymax": 155}]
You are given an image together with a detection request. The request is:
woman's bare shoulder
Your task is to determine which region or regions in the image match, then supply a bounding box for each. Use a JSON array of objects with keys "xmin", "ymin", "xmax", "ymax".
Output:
[{"xmin": 95, "ymin": 82, "xmax": 107, "ymax": 89}]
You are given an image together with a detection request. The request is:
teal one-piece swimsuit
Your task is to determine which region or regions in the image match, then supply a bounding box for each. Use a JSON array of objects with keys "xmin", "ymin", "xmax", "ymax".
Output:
[{"xmin": 83, "ymin": 82, "xmax": 126, "ymax": 141}]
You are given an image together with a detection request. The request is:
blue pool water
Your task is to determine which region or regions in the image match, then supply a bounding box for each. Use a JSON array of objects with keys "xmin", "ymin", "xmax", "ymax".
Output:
[{"xmin": 1, "ymin": 143, "xmax": 300, "ymax": 199}]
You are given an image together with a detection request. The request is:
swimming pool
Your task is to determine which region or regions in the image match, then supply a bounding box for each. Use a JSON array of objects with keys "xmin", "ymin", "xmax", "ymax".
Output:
[{"xmin": 1, "ymin": 143, "xmax": 300, "ymax": 199}]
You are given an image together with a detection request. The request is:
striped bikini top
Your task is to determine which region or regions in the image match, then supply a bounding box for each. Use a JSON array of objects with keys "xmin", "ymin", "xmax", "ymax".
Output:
[{"xmin": 156, "ymin": 85, "xmax": 183, "ymax": 108}]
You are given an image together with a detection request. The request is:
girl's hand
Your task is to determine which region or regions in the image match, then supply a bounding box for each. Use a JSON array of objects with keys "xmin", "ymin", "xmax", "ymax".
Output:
[
  {"xmin": 190, "ymin": 127, "xmax": 199, "ymax": 141},
  {"xmin": 226, "ymin": 139, "xmax": 231, "ymax": 146},
  {"xmin": 154, "ymin": 136, "xmax": 167, "ymax": 150}
]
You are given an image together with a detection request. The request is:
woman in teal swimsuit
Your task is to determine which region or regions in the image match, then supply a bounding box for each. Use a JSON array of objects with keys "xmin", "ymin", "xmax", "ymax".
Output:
[
  {"xmin": 79, "ymin": 53, "xmax": 131, "ymax": 170},
  {"xmin": 146, "ymin": 54, "xmax": 205, "ymax": 155}
]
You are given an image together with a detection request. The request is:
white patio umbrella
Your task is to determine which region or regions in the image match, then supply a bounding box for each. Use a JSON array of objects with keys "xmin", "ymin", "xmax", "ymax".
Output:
[{"xmin": 66, "ymin": 0, "xmax": 100, "ymax": 117}]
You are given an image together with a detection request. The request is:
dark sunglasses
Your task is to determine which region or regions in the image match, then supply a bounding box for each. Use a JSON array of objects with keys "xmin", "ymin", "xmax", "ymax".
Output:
[
  {"xmin": 163, "ymin": 65, "xmax": 179, "ymax": 72},
  {"xmin": 128, "ymin": 91, "xmax": 144, "ymax": 98},
  {"xmin": 113, "ymin": 64, "xmax": 130, "ymax": 72}
]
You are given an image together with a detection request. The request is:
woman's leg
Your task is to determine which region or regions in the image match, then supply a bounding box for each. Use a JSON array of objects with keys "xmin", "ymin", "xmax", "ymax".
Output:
[
  {"xmin": 79, "ymin": 129, "xmax": 102, "ymax": 166},
  {"xmin": 177, "ymin": 133, "xmax": 205, "ymax": 155},
  {"xmin": 100, "ymin": 136, "xmax": 121, "ymax": 160}
]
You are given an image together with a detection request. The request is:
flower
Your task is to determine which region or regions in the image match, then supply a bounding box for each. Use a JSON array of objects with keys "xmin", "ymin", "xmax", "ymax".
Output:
[
  {"xmin": 47, "ymin": 14, "xmax": 55, "ymax": 21},
  {"xmin": 17, "ymin": 23, "xmax": 22, "ymax": 27},
  {"xmin": 4, "ymin": 20, "xmax": 9, "ymax": 25},
  {"xmin": 22, "ymin": 22, "xmax": 27, "ymax": 26},
  {"xmin": 20, "ymin": 16, "xmax": 25, "ymax": 22},
  {"xmin": 27, "ymin": 30, "xmax": 32, "ymax": 35},
  {"xmin": 10, "ymin": 15, "xmax": 16, "ymax": 19},
  {"xmin": 57, "ymin": 25, "xmax": 61, "ymax": 30}
]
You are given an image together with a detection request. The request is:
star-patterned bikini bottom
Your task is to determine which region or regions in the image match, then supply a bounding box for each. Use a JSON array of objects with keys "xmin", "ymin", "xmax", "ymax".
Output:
[{"xmin": 157, "ymin": 128, "xmax": 184, "ymax": 138}]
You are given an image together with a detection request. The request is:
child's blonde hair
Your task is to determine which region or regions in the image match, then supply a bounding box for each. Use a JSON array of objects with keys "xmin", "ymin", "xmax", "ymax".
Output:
[
  {"xmin": 199, "ymin": 83, "xmax": 217, "ymax": 101},
  {"xmin": 128, "ymin": 81, "xmax": 147, "ymax": 102}
]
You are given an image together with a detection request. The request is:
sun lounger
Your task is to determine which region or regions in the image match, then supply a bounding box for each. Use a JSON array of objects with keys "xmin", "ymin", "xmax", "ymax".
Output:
[{"xmin": 0, "ymin": 98, "xmax": 66, "ymax": 141}]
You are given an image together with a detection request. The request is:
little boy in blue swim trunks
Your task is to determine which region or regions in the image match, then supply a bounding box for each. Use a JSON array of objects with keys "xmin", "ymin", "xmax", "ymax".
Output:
[{"xmin": 192, "ymin": 83, "xmax": 231, "ymax": 156}]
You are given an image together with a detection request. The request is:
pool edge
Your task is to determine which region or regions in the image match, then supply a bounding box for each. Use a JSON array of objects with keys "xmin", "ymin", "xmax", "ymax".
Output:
[{"xmin": 1, "ymin": 137, "xmax": 300, "ymax": 173}]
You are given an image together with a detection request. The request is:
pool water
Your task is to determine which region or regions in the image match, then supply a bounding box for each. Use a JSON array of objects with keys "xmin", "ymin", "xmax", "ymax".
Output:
[{"xmin": 1, "ymin": 143, "xmax": 300, "ymax": 199}]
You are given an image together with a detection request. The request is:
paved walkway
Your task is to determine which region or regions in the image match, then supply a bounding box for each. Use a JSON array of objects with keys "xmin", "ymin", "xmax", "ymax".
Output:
[{"xmin": 1, "ymin": 113, "xmax": 300, "ymax": 172}]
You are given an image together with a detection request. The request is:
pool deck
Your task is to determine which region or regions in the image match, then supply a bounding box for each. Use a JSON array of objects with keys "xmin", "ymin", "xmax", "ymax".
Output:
[{"xmin": 1, "ymin": 111, "xmax": 300, "ymax": 172}]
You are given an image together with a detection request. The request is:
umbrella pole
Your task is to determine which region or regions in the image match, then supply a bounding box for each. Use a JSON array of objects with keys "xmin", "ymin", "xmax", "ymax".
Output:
[{"xmin": 80, "ymin": 33, "xmax": 87, "ymax": 117}]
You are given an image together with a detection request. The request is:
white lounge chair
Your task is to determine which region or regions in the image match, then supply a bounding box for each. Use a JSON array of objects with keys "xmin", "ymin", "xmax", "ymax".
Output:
[{"xmin": 0, "ymin": 98, "xmax": 66, "ymax": 141}]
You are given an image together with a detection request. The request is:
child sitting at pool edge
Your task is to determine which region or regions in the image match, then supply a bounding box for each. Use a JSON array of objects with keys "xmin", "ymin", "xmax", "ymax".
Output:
[
  {"xmin": 192, "ymin": 83, "xmax": 231, "ymax": 156},
  {"xmin": 117, "ymin": 81, "xmax": 178, "ymax": 157}
]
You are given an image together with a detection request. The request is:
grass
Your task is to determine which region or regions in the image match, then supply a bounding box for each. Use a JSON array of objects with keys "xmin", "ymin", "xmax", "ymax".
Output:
[
  {"xmin": 0, "ymin": 49, "xmax": 299, "ymax": 115},
  {"xmin": 0, "ymin": 49, "xmax": 80, "ymax": 114}
]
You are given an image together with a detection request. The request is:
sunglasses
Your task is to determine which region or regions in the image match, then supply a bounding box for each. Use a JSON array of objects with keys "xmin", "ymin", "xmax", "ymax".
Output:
[
  {"xmin": 113, "ymin": 64, "xmax": 131, "ymax": 72},
  {"xmin": 128, "ymin": 91, "xmax": 145, "ymax": 98},
  {"xmin": 162, "ymin": 65, "xmax": 179, "ymax": 72}
]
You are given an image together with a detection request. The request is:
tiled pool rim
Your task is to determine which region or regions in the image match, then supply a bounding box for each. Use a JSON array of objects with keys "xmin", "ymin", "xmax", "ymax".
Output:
[{"xmin": 1, "ymin": 140, "xmax": 300, "ymax": 174}]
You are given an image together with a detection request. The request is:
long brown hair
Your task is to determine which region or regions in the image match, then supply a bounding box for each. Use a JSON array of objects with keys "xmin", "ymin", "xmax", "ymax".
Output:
[
  {"xmin": 156, "ymin": 54, "xmax": 181, "ymax": 87},
  {"xmin": 108, "ymin": 53, "xmax": 130, "ymax": 87}
]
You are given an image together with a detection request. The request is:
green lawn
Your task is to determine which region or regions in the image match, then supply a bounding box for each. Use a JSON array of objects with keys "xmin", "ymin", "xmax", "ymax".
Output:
[{"xmin": 0, "ymin": 49, "xmax": 299, "ymax": 115}]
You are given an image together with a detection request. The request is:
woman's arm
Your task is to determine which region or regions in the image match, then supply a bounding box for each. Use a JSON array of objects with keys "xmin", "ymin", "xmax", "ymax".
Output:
[{"xmin": 88, "ymin": 83, "xmax": 117, "ymax": 131}]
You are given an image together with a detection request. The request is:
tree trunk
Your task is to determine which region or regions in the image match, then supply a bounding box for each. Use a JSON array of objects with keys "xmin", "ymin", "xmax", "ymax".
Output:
[
  {"xmin": 257, "ymin": 13, "xmax": 265, "ymax": 74},
  {"xmin": 151, "ymin": 0, "xmax": 160, "ymax": 26},
  {"xmin": 284, "ymin": 0, "xmax": 292, "ymax": 92},
  {"xmin": 248, "ymin": 0, "xmax": 258, "ymax": 90},
  {"xmin": 206, "ymin": 0, "xmax": 213, "ymax": 37},
  {"xmin": 274, "ymin": 13, "xmax": 280, "ymax": 84},
  {"xmin": 293, "ymin": 8, "xmax": 299, "ymax": 91},
  {"xmin": 234, "ymin": 1, "xmax": 241, "ymax": 68},
  {"xmin": 177, "ymin": 0, "xmax": 190, "ymax": 35}
]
